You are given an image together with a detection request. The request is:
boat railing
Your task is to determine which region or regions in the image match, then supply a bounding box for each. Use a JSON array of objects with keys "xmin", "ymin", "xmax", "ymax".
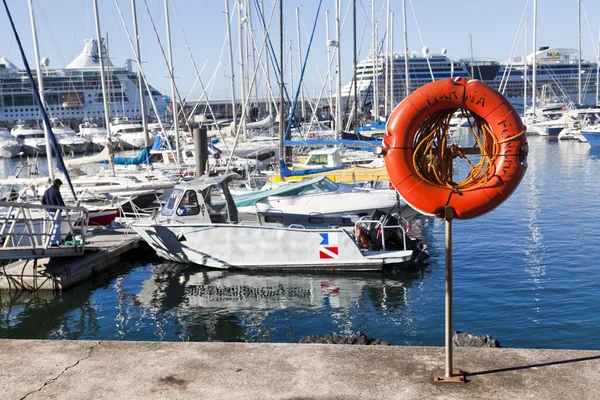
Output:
[
  {"xmin": 115, "ymin": 193, "xmax": 160, "ymax": 227},
  {"xmin": 288, "ymin": 224, "xmax": 306, "ymax": 230},
  {"xmin": 0, "ymin": 201, "xmax": 89, "ymax": 260},
  {"xmin": 354, "ymin": 217, "xmax": 407, "ymax": 252}
]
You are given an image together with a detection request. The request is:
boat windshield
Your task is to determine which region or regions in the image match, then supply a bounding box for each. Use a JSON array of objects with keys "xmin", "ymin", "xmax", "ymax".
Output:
[
  {"xmin": 161, "ymin": 189, "xmax": 183, "ymax": 216},
  {"xmin": 277, "ymin": 178, "xmax": 339, "ymax": 197}
]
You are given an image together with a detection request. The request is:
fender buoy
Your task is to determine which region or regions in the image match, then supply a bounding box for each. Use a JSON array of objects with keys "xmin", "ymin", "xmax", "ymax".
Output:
[
  {"xmin": 308, "ymin": 132, "xmax": 318, "ymax": 139},
  {"xmin": 383, "ymin": 77, "xmax": 528, "ymax": 219}
]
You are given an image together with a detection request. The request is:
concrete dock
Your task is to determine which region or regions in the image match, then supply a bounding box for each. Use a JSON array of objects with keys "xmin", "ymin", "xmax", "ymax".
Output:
[
  {"xmin": 0, "ymin": 228, "xmax": 142, "ymax": 291},
  {"xmin": 1, "ymin": 340, "xmax": 598, "ymax": 399}
]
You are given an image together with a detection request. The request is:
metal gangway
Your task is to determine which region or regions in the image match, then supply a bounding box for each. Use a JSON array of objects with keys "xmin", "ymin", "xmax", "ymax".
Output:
[{"xmin": 0, "ymin": 202, "xmax": 89, "ymax": 260}]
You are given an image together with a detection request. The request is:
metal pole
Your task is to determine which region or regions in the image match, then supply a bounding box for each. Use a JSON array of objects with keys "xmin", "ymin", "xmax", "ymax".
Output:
[
  {"xmin": 278, "ymin": 0, "xmax": 285, "ymax": 165},
  {"xmin": 524, "ymin": 19, "xmax": 528, "ymax": 116},
  {"xmin": 402, "ymin": 0, "xmax": 409, "ymax": 98},
  {"xmin": 532, "ymin": 0, "xmax": 537, "ymax": 116},
  {"xmin": 577, "ymin": 0, "xmax": 582, "ymax": 105},
  {"xmin": 384, "ymin": 0, "xmax": 390, "ymax": 116},
  {"xmin": 390, "ymin": 12, "xmax": 394, "ymax": 109},
  {"xmin": 434, "ymin": 205, "xmax": 464, "ymax": 383},
  {"xmin": 164, "ymin": 0, "xmax": 181, "ymax": 165},
  {"xmin": 597, "ymin": 28, "xmax": 600, "ymax": 106},
  {"xmin": 469, "ymin": 34, "xmax": 474, "ymax": 77},
  {"xmin": 353, "ymin": 0, "xmax": 358, "ymax": 128},
  {"xmin": 131, "ymin": 0, "xmax": 149, "ymax": 148},
  {"xmin": 326, "ymin": 10, "xmax": 334, "ymax": 126},
  {"xmin": 444, "ymin": 205, "xmax": 454, "ymax": 378},
  {"xmin": 237, "ymin": 0, "xmax": 248, "ymax": 141},
  {"xmin": 296, "ymin": 7, "xmax": 305, "ymax": 122},
  {"xmin": 27, "ymin": 0, "xmax": 53, "ymax": 180},
  {"xmin": 93, "ymin": 0, "xmax": 114, "ymax": 175},
  {"xmin": 335, "ymin": 0, "xmax": 342, "ymax": 139},
  {"xmin": 225, "ymin": 0, "xmax": 237, "ymax": 128},
  {"xmin": 371, "ymin": 0, "xmax": 377, "ymax": 120}
]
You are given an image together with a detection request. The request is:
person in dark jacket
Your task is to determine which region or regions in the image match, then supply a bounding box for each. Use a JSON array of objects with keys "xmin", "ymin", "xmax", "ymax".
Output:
[
  {"xmin": 41, "ymin": 179, "xmax": 65, "ymax": 246},
  {"xmin": 41, "ymin": 179, "xmax": 65, "ymax": 207}
]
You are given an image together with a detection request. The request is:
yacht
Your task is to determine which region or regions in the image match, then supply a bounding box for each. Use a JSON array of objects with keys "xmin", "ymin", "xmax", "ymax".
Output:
[
  {"xmin": 0, "ymin": 127, "xmax": 21, "ymax": 158},
  {"xmin": 50, "ymin": 119, "xmax": 89, "ymax": 154},
  {"xmin": 10, "ymin": 121, "xmax": 46, "ymax": 155},
  {"xmin": 110, "ymin": 117, "xmax": 154, "ymax": 149},
  {"xmin": 0, "ymin": 39, "xmax": 166, "ymax": 124}
]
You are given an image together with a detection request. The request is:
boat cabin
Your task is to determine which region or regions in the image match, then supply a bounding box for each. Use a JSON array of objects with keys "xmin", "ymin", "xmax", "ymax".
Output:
[
  {"xmin": 159, "ymin": 173, "xmax": 239, "ymax": 224},
  {"xmin": 302, "ymin": 148, "xmax": 343, "ymax": 168}
]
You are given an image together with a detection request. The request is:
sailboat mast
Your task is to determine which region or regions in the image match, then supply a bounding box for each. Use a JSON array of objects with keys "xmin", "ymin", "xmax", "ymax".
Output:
[
  {"xmin": 597, "ymin": 28, "xmax": 600, "ymax": 106},
  {"xmin": 224, "ymin": 0, "xmax": 237, "ymax": 130},
  {"xmin": 532, "ymin": 0, "xmax": 537, "ymax": 115},
  {"xmin": 371, "ymin": 0, "xmax": 378, "ymax": 120},
  {"xmin": 296, "ymin": 8, "xmax": 305, "ymax": 122},
  {"xmin": 93, "ymin": 0, "xmax": 114, "ymax": 173},
  {"xmin": 237, "ymin": 0, "xmax": 248, "ymax": 140},
  {"xmin": 279, "ymin": 0, "xmax": 285, "ymax": 164},
  {"xmin": 577, "ymin": 0, "xmax": 582, "ymax": 105},
  {"xmin": 469, "ymin": 34, "xmax": 474, "ymax": 77},
  {"xmin": 335, "ymin": 0, "xmax": 342, "ymax": 138},
  {"xmin": 384, "ymin": 0, "xmax": 390, "ymax": 116},
  {"xmin": 27, "ymin": 0, "xmax": 53, "ymax": 180},
  {"xmin": 390, "ymin": 12, "xmax": 394, "ymax": 108},
  {"xmin": 402, "ymin": 0, "xmax": 409, "ymax": 98},
  {"xmin": 131, "ymin": 0, "xmax": 149, "ymax": 148},
  {"xmin": 353, "ymin": 0, "xmax": 358, "ymax": 128},
  {"xmin": 164, "ymin": 0, "xmax": 181, "ymax": 165},
  {"xmin": 325, "ymin": 10, "xmax": 333, "ymax": 123},
  {"xmin": 524, "ymin": 19, "xmax": 528, "ymax": 116},
  {"xmin": 259, "ymin": 0, "xmax": 273, "ymax": 122}
]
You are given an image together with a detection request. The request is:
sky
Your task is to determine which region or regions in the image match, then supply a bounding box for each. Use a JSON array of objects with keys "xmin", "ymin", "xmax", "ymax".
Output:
[{"xmin": 1, "ymin": 0, "xmax": 599, "ymax": 103}]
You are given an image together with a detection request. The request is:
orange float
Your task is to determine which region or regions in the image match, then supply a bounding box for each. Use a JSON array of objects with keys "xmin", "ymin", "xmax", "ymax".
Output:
[{"xmin": 383, "ymin": 77, "xmax": 528, "ymax": 219}]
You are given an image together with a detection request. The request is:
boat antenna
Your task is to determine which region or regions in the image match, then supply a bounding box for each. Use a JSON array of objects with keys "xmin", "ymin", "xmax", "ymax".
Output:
[{"xmin": 2, "ymin": 0, "xmax": 77, "ymax": 200}]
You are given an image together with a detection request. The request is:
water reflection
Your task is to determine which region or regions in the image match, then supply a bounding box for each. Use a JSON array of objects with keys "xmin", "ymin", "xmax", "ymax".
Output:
[{"xmin": 0, "ymin": 260, "xmax": 430, "ymax": 343}]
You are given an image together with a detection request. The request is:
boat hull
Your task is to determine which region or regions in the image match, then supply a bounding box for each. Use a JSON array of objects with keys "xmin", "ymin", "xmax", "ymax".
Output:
[
  {"xmin": 132, "ymin": 223, "xmax": 416, "ymax": 271},
  {"xmin": 580, "ymin": 130, "xmax": 600, "ymax": 147}
]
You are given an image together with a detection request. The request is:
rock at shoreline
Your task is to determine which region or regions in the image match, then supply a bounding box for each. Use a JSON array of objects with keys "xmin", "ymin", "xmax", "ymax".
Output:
[
  {"xmin": 299, "ymin": 331, "xmax": 390, "ymax": 346},
  {"xmin": 453, "ymin": 331, "xmax": 501, "ymax": 348}
]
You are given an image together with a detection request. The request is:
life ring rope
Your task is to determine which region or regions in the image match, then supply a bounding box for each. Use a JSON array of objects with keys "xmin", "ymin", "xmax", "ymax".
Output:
[{"xmin": 411, "ymin": 110, "xmax": 525, "ymax": 193}]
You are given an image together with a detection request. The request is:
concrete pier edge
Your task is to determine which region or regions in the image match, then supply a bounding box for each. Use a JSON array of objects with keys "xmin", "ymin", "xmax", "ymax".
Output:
[{"xmin": 1, "ymin": 339, "xmax": 598, "ymax": 399}]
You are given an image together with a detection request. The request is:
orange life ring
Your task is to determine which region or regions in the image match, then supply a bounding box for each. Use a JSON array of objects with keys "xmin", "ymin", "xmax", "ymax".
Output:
[
  {"xmin": 308, "ymin": 132, "xmax": 318, "ymax": 139},
  {"xmin": 383, "ymin": 77, "xmax": 528, "ymax": 219}
]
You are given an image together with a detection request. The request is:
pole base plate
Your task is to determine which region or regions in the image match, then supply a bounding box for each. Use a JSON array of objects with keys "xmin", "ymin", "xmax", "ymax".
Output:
[{"xmin": 434, "ymin": 369, "xmax": 466, "ymax": 384}]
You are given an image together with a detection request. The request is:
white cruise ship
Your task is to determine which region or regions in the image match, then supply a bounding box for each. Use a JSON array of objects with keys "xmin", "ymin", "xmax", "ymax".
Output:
[
  {"xmin": 466, "ymin": 47, "xmax": 598, "ymax": 108},
  {"xmin": 342, "ymin": 47, "xmax": 598, "ymax": 114},
  {"xmin": 341, "ymin": 49, "xmax": 471, "ymax": 114},
  {"xmin": 0, "ymin": 39, "xmax": 166, "ymax": 124}
]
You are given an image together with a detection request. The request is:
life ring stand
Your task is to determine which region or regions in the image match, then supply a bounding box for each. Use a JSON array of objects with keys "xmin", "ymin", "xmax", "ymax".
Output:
[{"xmin": 382, "ymin": 77, "xmax": 528, "ymax": 220}]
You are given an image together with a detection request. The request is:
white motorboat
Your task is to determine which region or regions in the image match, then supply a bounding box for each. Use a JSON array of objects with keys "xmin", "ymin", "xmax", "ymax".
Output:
[
  {"xmin": 0, "ymin": 128, "xmax": 21, "ymax": 158},
  {"xmin": 51, "ymin": 119, "xmax": 90, "ymax": 154},
  {"xmin": 132, "ymin": 174, "xmax": 428, "ymax": 271},
  {"xmin": 79, "ymin": 119, "xmax": 108, "ymax": 149},
  {"xmin": 111, "ymin": 117, "xmax": 154, "ymax": 149},
  {"xmin": 11, "ymin": 121, "xmax": 46, "ymax": 155},
  {"xmin": 233, "ymin": 176, "xmax": 416, "ymax": 226}
]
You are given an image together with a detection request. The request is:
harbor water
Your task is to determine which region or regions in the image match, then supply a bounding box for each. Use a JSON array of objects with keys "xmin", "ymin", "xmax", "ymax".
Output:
[{"xmin": 1, "ymin": 136, "xmax": 600, "ymax": 349}]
